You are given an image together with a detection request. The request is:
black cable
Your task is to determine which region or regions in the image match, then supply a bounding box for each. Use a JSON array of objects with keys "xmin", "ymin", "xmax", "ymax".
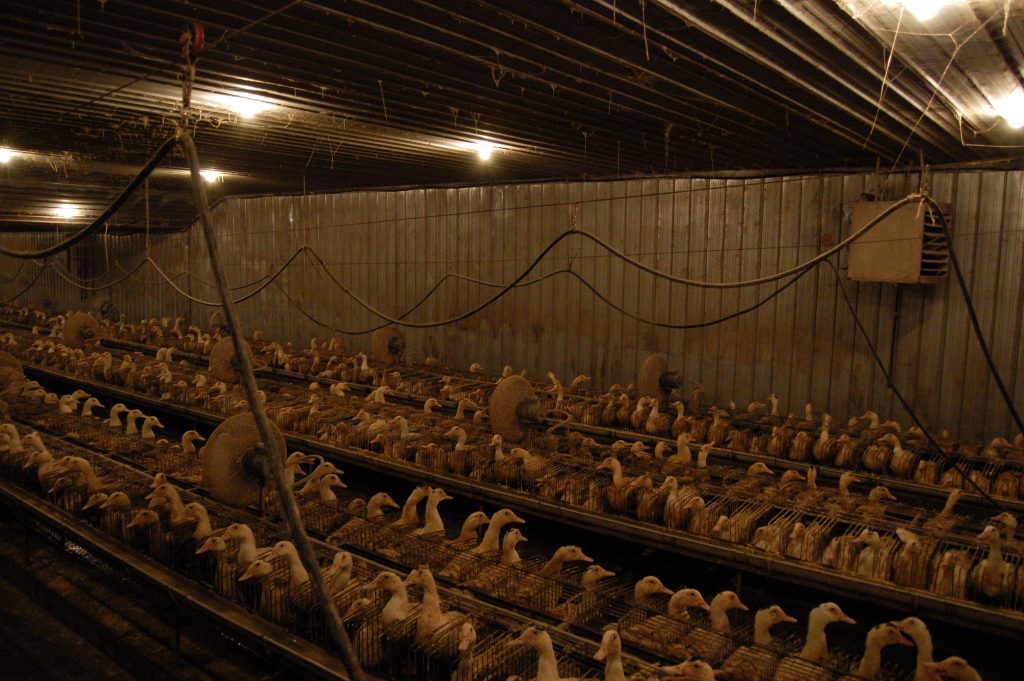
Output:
[
  {"xmin": 923, "ymin": 196, "xmax": 1024, "ymax": 437},
  {"xmin": 0, "ymin": 136, "xmax": 177, "ymax": 259},
  {"xmin": 825, "ymin": 258, "xmax": 1005, "ymax": 511}
]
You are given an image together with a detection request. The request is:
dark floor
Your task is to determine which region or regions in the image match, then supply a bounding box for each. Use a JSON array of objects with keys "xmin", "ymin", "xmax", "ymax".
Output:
[{"xmin": 0, "ymin": 511, "xmax": 299, "ymax": 681}]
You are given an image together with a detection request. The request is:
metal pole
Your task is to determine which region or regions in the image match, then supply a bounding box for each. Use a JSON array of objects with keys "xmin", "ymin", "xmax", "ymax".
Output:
[{"xmin": 177, "ymin": 129, "xmax": 367, "ymax": 681}]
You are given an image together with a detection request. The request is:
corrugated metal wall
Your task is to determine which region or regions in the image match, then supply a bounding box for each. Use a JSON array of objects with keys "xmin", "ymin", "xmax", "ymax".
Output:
[{"xmin": 3, "ymin": 169, "xmax": 1022, "ymax": 441}]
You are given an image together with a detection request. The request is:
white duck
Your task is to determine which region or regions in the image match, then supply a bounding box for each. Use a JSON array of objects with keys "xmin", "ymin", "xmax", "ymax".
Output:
[
  {"xmin": 838, "ymin": 623, "xmax": 912, "ymax": 681},
  {"xmin": 721, "ymin": 605, "xmax": 798, "ymax": 681},
  {"xmin": 413, "ymin": 487, "xmax": 453, "ymax": 536},
  {"xmin": 772, "ymin": 602, "xmax": 856, "ymax": 681},
  {"xmin": 924, "ymin": 657, "xmax": 982, "ymax": 681},
  {"xmin": 106, "ymin": 403, "xmax": 129, "ymax": 429},
  {"xmin": 892, "ymin": 617, "xmax": 934, "ymax": 681},
  {"xmin": 509, "ymin": 625, "xmax": 580, "ymax": 681},
  {"xmin": 404, "ymin": 566, "xmax": 466, "ymax": 643},
  {"xmin": 140, "ymin": 415, "xmax": 164, "ymax": 439},
  {"xmin": 972, "ymin": 524, "xmax": 1013, "ymax": 599},
  {"xmin": 593, "ymin": 627, "xmax": 628, "ymax": 681}
]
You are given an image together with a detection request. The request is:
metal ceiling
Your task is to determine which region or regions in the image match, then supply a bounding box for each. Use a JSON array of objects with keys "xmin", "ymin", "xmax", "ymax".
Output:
[{"xmin": 1, "ymin": 0, "xmax": 1022, "ymax": 233}]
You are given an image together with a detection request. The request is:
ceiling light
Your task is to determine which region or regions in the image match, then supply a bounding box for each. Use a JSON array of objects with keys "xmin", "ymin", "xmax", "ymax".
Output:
[
  {"xmin": 211, "ymin": 93, "xmax": 273, "ymax": 119},
  {"xmin": 475, "ymin": 141, "xmax": 495, "ymax": 161},
  {"xmin": 53, "ymin": 204, "xmax": 80, "ymax": 219},
  {"xmin": 0, "ymin": 147, "xmax": 14, "ymax": 164},
  {"xmin": 199, "ymin": 169, "xmax": 223, "ymax": 183},
  {"xmin": 887, "ymin": 0, "xmax": 956, "ymax": 21},
  {"xmin": 995, "ymin": 90, "xmax": 1024, "ymax": 129}
]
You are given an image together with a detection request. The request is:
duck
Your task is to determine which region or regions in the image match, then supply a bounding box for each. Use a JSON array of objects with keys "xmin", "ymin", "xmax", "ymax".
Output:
[
  {"xmin": 971, "ymin": 524, "xmax": 1013, "ymax": 600},
  {"xmin": 923, "ymin": 489, "xmax": 964, "ymax": 533},
  {"xmin": 617, "ymin": 576, "xmax": 681, "ymax": 646},
  {"xmin": 364, "ymin": 570, "xmax": 413, "ymax": 626},
  {"xmin": 593, "ymin": 627, "xmax": 629, "ymax": 681},
  {"xmin": 412, "ymin": 487, "xmax": 453, "ymax": 536},
  {"xmin": 140, "ymin": 415, "xmax": 164, "ymax": 440},
  {"xmin": 930, "ymin": 549, "xmax": 973, "ymax": 599},
  {"xmin": 388, "ymin": 485, "xmax": 432, "ymax": 530},
  {"xmin": 106, "ymin": 403, "xmax": 129, "ymax": 429},
  {"xmin": 295, "ymin": 461, "xmax": 341, "ymax": 497},
  {"xmin": 266, "ymin": 540, "xmax": 312, "ymax": 606},
  {"xmin": 924, "ymin": 657, "xmax": 982, "ymax": 681},
  {"xmin": 598, "ymin": 457, "xmax": 652, "ymax": 513},
  {"xmin": 892, "ymin": 528, "xmax": 931, "ymax": 589},
  {"xmin": 725, "ymin": 462, "xmax": 775, "ymax": 496},
  {"xmin": 637, "ymin": 475, "xmax": 678, "ymax": 523},
  {"xmin": 405, "ymin": 566, "xmax": 467, "ymax": 644},
  {"xmin": 461, "ymin": 528, "xmax": 527, "ymax": 590},
  {"xmin": 772, "ymin": 602, "xmax": 856, "ymax": 681},
  {"xmin": 124, "ymin": 408, "xmax": 145, "ymax": 435},
  {"xmin": 439, "ymin": 508, "xmax": 525, "ymax": 581},
  {"xmin": 720, "ymin": 605, "xmax": 798, "ymax": 681},
  {"xmin": 672, "ymin": 590, "xmax": 748, "ymax": 663},
  {"xmin": 891, "ymin": 617, "xmax": 935, "ymax": 681},
  {"xmin": 322, "ymin": 551, "xmax": 355, "ymax": 594},
  {"xmin": 238, "ymin": 559, "xmax": 290, "ymax": 620},
  {"xmin": 180, "ymin": 501, "xmax": 213, "ymax": 541},
  {"xmin": 147, "ymin": 482, "xmax": 188, "ymax": 525},
  {"xmin": 549, "ymin": 563, "xmax": 617, "ymax": 622},
  {"xmin": 658, "ymin": 660, "xmax": 716, "ymax": 681},
  {"xmin": 509, "ymin": 625, "xmax": 580, "ymax": 681},
  {"xmin": 513, "ymin": 545, "xmax": 593, "ymax": 609},
  {"xmin": 447, "ymin": 511, "xmax": 490, "ymax": 548},
  {"xmin": 838, "ymin": 623, "xmax": 913, "ymax": 681},
  {"xmin": 852, "ymin": 529, "xmax": 893, "ymax": 581},
  {"xmin": 221, "ymin": 522, "xmax": 273, "ymax": 571},
  {"xmin": 80, "ymin": 397, "xmax": 104, "ymax": 418}
]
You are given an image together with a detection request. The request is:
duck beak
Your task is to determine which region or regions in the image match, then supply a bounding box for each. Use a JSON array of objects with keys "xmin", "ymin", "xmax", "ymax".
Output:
[
  {"xmin": 698, "ymin": 597, "xmax": 711, "ymax": 611},
  {"xmin": 508, "ymin": 631, "xmax": 529, "ymax": 647},
  {"xmin": 736, "ymin": 600, "xmax": 749, "ymax": 611},
  {"xmin": 593, "ymin": 644, "xmax": 609, "ymax": 662},
  {"xmin": 238, "ymin": 564, "xmax": 259, "ymax": 582},
  {"xmin": 840, "ymin": 614, "xmax": 857, "ymax": 625},
  {"xmin": 510, "ymin": 513, "xmax": 526, "ymax": 524},
  {"xmin": 896, "ymin": 633, "xmax": 914, "ymax": 647},
  {"xmin": 780, "ymin": 612, "xmax": 798, "ymax": 623},
  {"xmin": 660, "ymin": 585, "xmax": 675, "ymax": 596},
  {"xmin": 578, "ymin": 552, "xmax": 594, "ymax": 562}
]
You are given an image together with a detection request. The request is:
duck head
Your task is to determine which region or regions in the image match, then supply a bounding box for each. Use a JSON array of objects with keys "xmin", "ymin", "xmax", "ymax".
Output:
[{"xmin": 634, "ymin": 575, "xmax": 674, "ymax": 600}]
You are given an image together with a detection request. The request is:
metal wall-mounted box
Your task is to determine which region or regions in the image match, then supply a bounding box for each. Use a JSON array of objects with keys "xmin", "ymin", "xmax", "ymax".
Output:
[{"xmin": 848, "ymin": 200, "xmax": 952, "ymax": 284}]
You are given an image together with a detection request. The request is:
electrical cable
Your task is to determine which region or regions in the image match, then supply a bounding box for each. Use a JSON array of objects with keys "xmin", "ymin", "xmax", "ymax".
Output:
[
  {"xmin": 144, "ymin": 247, "xmax": 309, "ymax": 305},
  {"xmin": 178, "ymin": 129, "xmax": 367, "ymax": 681},
  {"xmin": 825, "ymin": 258, "xmax": 1005, "ymax": 511},
  {"xmin": 48, "ymin": 258, "xmax": 149, "ymax": 292},
  {"xmin": 0, "ymin": 263, "xmax": 50, "ymax": 303},
  {"xmin": 0, "ymin": 136, "xmax": 177, "ymax": 259},
  {"xmin": 922, "ymin": 196, "xmax": 1024, "ymax": 437}
]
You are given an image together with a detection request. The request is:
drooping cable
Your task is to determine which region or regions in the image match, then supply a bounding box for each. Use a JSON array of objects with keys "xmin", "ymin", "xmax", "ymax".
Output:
[
  {"xmin": 178, "ymin": 129, "xmax": 367, "ymax": 681},
  {"xmin": 48, "ymin": 257, "xmax": 149, "ymax": 292},
  {"xmin": 825, "ymin": 258, "xmax": 1005, "ymax": 511},
  {"xmin": 922, "ymin": 196, "xmax": 1024, "ymax": 437},
  {"xmin": 0, "ymin": 263, "xmax": 50, "ymax": 303},
  {"xmin": 0, "ymin": 136, "xmax": 177, "ymax": 259}
]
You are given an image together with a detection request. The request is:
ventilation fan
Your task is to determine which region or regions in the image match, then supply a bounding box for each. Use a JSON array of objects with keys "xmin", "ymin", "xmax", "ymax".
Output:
[
  {"xmin": 88, "ymin": 296, "xmax": 119, "ymax": 322},
  {"xmin": 489, "ymin": 375, "xmax": 541, "ymax": 443},
  {"xmin": 62, "ymin": 312, "xmax": 102, "ymax": 349},
  {"xmin": 209, "ymin": 336, "xmax": 254, "ymax": 384},
  {"xmin": 371, "ymin": 325, "xmax": 405, "ymax": 364},
  {"xmin": 200, "ymin": 413, "xmax": 287, "ymax": 507},
  {"xmin": 637, "ymin": 353, "xmax": 683, "ymax": 401}
]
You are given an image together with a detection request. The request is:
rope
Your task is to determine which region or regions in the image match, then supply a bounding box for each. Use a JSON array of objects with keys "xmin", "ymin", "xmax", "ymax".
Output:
[
  {"xmin": 0, "ymin": 136, "xmax": 177, "ymax": 259},
  {"xmin": 0, "ymin": 263, "xmax": 50, "ymax": 303}
]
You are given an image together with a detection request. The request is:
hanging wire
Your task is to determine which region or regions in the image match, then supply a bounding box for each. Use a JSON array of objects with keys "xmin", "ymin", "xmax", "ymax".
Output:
[{"xmin": 0, "ymin": 136, "xmax": 177, "ymax": 259}]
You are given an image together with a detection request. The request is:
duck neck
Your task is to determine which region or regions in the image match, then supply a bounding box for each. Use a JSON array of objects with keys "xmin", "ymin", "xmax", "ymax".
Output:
[
  {"xmin": 237, "ymin": 534, "xmax": 258, "ymax": 566},
  {"xmin": 475, "ymin": 519, "xmax": 508, "ymax": 552},
  {"xmin": 454, "ymin": 401, "xmax": 467, "ymax": 419},
  {"xmin": 501, "ymin": 539, "xmax": 522, "ymax": 564},
  {"xmin": 454, "ymin": 431, "xmax": 467, "ymax": 450},
  {"xmin": 420, "ymin": 497, "xmax": 445, "ymax": 534},
  {"xmin": 399, "ymin": 493, "xmax": 424, "ymax": 525},
  {"xmin": 107, "ymin": 411, "xmax": 122, "ymax": 428},
  {"xmin": 910, "ymin": 631, "xmax": 933, "ymax": 681},
  {"xmin": 493, "ymin": 441, "xmax": 505, "ymax": 462},
  {"xmin": 710, "ymin": 600, "xmax": 732, "ymax": 633},
  {"xmin": 457, "ymin": 518, "xmax": 481, "ymax": 542},
  {"xmin": 986, "ymin": 532, "xmax": 1004, "ymax": 569},
  {"xmin": 799, "ymin": 614, "xmax": 830, "ymax": 662},
  {"xmin": 535, "ymin": 636, "xmax": 560, "ymax": 681},
  {"xmin": 603, "ymin": 647, "xmax": 626, "ymax": 681},
  {"xmin": 818, "ymin": 427, "xmax": 829, "ymax": 443},
  {"xmin": 383, "ymin": 583, "xmax": 410, "ymax": 622},
  {"xmin": 396, "ymin": 418, "xmax": 410, "ymax": 437},
  {"xmin": 753, "ymin": 615, "xmax": 775, "ymax": 646},
  {"xmin": 193, "ymin": 511, "xmax": 212, "ymax": 540},
  {"xmin": 856, "ymin": 638, "xmax": 885, "ymax": 680},
  {"xmin": 418, "ymin": 573, "xmax": 442, "ymax": 614},
  {"xmin": 608, "ymin": 460, "xmax": 625, "ymax": 487},
  {"xmin": 367, "ymin": 496, "xmax": 389, "ymax": 519},
  {"xmin": 285, "ymin": 550, "xmax": 309, "ymax": 589},
  {"xmin": 540, "ymin": 552, "xmax": 567, "ymax": 576}
]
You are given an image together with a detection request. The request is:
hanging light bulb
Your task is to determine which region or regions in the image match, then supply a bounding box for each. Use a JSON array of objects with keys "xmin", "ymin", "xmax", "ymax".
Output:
[
  {"xmin": 53, "ymin": 204, "xmax": 80, "ymax": 219},
  {"xmin": 474, "ymin": 141, "xmax": 495, "ymax": 161},
  {"xmin": 996, "ymin": 90, "xmax": 1024, "ymax": 129},
  {"xmin": 210, "ymin": 93, "xmax": 274, "ymax": 119},
  {"xmin": 0, "ymin": 147, "xmax": 14, "ymax": 164},
  {"xmin": 200, "ymin": 169, "xmax": 223, "ymax": 183},
  {"xmin": 888, "ymin": 0, "xmax": 957, "ymax": 21}
]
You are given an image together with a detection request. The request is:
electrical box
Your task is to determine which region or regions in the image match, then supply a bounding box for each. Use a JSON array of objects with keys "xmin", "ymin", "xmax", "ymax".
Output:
[{"xmin": 848, "ymin": 200, "xmax": 952, "ymax": 285}]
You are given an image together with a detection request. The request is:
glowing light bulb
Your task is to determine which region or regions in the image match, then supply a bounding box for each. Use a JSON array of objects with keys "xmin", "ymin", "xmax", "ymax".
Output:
[
  {"xmin": 0, "ymin": 147, "xmax": 13, "ymax": 164},
  {"xmin": 891, "ymin": 0, "xmax": 955, "ymax": 21},
  {"xmin": 200, "ymin": 169, "xmax": 223, "ymax": 183},
  {"xmin": 211, "ymin": 93, "xmax": 273, "ymax": 119},
  {"xmin": 475, "ymin": 141, "xmax": 494, "ymax": 161},
  {"xmin": 53, "ymin": 204, "xmax": 80, "ymax": 219},
  {"xmin": 996, "ymin": 90, "xmax": 1024, "ymax": 129}
]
